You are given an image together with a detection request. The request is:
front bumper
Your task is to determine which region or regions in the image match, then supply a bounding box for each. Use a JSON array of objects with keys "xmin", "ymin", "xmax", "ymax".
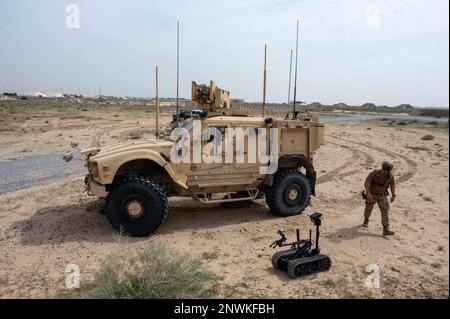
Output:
[{"xmin": 84, "ymin": 174, "xmax": 108, "ymax": 197}]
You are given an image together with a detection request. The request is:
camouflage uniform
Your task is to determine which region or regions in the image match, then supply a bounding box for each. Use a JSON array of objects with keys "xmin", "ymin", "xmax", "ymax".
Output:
[{"xmin": 364, "ymin": 168, "xmax": 395, "ymax": 229}]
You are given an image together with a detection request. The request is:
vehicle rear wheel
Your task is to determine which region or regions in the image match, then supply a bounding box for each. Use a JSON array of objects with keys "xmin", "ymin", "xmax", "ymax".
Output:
[
  {"xmin": 265, "ymin": 169, "xmax": 311, "ymax": 216},
  {"xmin": 106, "ymin": 176, "xmax": 168, "ymax": 237}
]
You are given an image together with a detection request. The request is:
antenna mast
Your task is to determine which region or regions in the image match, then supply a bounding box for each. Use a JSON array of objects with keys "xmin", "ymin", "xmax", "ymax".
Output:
[
  {"xmin": 293, "ymin": 19, "xmax": 299, "ymax": 118},
  {"xmin": 287, "ymin": 48, "xmax": 293, "ymax": 106},
  {"xmin": 176, "ymin": 21, "xmax": 180, "ymax": 128},
  {"xmin": 262, "ymin": 44, "xmax": 267, "ymax": 117},
  {"xmin": 155, "ymin": 65, "xmax": 160, "ymax": 138}
]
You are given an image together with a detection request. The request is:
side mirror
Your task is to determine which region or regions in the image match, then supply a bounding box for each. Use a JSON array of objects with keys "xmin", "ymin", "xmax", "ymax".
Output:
[{"xmin": 63, "ymin": 151, "xmax": 75, "ymax": 163}]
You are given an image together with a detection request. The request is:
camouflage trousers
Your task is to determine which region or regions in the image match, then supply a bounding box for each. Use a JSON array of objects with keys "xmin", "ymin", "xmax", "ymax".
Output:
[{"xmin": 364, "ymin": 193, "xmax": 390, "ymax": 228}]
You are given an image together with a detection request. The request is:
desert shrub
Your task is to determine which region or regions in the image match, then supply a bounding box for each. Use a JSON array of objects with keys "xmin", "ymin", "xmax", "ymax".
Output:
[
  {"xmin": 202, "ymin": 251, "xmax": 219, "ymax": 260},
  {"xmin": 381, "ymin": 118, "xmax": 389, "ymax": 121},
  {"xmin": 129, "ymin": 130, "xmax": 141, "ymax": 139},
  {"xmin": 421, "ymin": 135, "xmax": 435, "ymax": 141},
  {"xmin": 397, "ymin": 121, "xmax": 408, "ymax": 125},
  {"xmin": 85, "ymin": 244, "xmax": 219, "ymax": 299}
]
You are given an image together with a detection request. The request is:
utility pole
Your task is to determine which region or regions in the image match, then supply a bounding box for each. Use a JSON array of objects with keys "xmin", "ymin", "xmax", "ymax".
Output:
[
  {"xmin": 155, "ymin": 65, "xmax": 160, "ymax": 138},
  {"xmin": 293, "ymin": 19, "xmax": 299, "ymax": 118},
  {"xmin": 262, "ymin": 44, "xmax": 267, "ymax": 117},
  {"xmin": 176, "ymin": 21, "xmax": 180, "ymax": 128}
]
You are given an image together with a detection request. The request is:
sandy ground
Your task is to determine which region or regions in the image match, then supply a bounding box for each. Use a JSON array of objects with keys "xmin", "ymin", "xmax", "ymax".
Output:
[{"xmin": 0, "ymin": 101, "xmax": 448, "ymax": 298}]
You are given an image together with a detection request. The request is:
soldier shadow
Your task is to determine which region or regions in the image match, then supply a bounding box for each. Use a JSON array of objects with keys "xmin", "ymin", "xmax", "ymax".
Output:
[
  {"xmin": 328, "ymin": 225, "xmax": 385, "ymax": 243},
  {"xmin": 10, "ymin": 198, "xmax": 279, "ymax": 246}
]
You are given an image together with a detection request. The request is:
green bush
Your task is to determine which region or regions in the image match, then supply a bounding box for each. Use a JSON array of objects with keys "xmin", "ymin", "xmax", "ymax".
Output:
[
  {"xmin": 202, "ymin": 251, "xmax": 219, "ymax": 260},
  {"xmin": 129, "ymin": 130, "xmax": 141, "ymax": 139},
  {"xmin": 85, "ymin": 244, "xmax": 219, "ymax": 299},
  {"xmin": 421, "ymin": 135, "xmax": 435, "ymax": 141}
]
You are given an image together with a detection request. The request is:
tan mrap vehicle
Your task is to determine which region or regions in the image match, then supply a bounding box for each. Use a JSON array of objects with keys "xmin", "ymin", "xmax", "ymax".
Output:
[{"xmin": 65, "ymin": 81, "xmax": 324, "ymax": 237}]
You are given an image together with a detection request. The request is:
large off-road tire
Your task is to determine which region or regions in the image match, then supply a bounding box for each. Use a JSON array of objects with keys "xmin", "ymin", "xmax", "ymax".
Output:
[
  {"xmin": 106, "ymin": 177, "xmax": 168, "ymax": 237},
  {"xmin": 265, "ymin": 169, "xmax": 311, "ymax": 216}
]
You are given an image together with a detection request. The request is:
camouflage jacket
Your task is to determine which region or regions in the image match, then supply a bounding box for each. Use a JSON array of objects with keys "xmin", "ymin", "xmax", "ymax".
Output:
[{"xmin": 365, "ymin": 169, "xmax": 395, "ymax": 195}]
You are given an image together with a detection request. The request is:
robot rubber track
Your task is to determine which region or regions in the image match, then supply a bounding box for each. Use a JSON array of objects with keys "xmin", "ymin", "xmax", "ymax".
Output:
[{"xmin": 287, "ymin": 254, "xmax": 332, "ymax": 278}]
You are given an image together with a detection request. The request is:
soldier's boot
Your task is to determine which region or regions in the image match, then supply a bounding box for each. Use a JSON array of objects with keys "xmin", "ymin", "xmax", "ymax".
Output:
[
  {"xmin": 383, "ymin": 227, "xmax": 395, "ymax": 236},
  {"xmin": 362, "ymin": 218, "xmax": 369, "ymax": 228}
]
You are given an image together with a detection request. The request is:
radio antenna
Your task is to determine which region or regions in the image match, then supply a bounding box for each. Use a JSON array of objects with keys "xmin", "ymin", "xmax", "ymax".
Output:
[
  {"xmin": 287, "ymin": 48, "xmax": 293, "ymax": 106},
  {"xmin": 262, "ymin": 44, "xmax": 267, "ymax": 117},
  {"xmin": 155, "ymin": 65, "xmax": 160, "ymax": 138},
  {"xmin": 293, "ymin": 19, "xmax": 299, "ymax": 118},
  {"xmin": 176, "ymin": 21, "xmax": 180, "ymax": 127}
]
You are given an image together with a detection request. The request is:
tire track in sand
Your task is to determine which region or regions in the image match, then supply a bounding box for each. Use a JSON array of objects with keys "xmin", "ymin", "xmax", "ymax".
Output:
[
  {"xmin": 316, "ymin": 142, "xmax": 375, "ymax": 184},
  {"xmin": 331, "ymin": 137, "xmax": 417, "ymax": 184}
]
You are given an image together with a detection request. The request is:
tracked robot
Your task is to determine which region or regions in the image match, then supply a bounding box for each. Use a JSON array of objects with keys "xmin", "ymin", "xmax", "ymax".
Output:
[{"xmin": 270, "ymin": 212, "xmax": 332, "ymax": 278}]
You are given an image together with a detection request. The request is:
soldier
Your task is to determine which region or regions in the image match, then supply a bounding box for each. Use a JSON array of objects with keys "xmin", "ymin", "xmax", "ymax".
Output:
[{"xmin": 362, "ymin": 161, "xmax": 396, "ymax": 236}]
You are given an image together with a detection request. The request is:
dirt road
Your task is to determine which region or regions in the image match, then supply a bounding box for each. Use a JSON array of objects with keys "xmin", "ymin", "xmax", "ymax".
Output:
[{"xmin": 0, "ymin": 154, "xmax": 82, "ymax": 195}]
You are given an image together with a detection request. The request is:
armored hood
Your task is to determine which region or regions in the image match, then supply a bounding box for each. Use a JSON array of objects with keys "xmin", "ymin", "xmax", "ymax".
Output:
[{"xmin": 84, "ymin": 139, "xmax": 174, "ymax": 160}]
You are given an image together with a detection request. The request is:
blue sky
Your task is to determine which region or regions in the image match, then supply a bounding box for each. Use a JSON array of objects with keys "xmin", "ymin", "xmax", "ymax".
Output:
[{"xmin": 0, "ymin": 0, "xmax": 448, "ymax": 107}]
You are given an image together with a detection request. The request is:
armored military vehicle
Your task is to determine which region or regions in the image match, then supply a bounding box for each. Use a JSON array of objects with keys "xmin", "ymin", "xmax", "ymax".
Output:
[{"xmin": 65, "ymin": 81, "xmax": 324, "ymax": 236}]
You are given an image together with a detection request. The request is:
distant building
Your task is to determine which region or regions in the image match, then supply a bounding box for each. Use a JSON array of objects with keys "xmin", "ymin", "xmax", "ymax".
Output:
[
  {"xmin": 3, "ymin": 92, "xmax": 17, "ymax": 97},
  {"xmin": 230, "ymin": 98, "xmax": 245, "ymax": 108}
]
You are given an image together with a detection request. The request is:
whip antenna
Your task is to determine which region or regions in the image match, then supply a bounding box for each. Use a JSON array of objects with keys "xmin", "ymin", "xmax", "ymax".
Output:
[
  {"xmin": 293, "ymin": 19, "xmax": 299, "ymax": 118},
  {"xmin": 176, "ymin": 21, "xmax": 180, "ymax": 127}
]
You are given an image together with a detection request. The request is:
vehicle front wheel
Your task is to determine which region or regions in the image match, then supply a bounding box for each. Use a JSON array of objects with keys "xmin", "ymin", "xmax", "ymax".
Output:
[
  {"xmin": 106, "ymin": 177, "xmax": 168, "ymax": 236},
  {"xmin": 265, "ymin": 169, "xmax": 311, "ymax": 216}
]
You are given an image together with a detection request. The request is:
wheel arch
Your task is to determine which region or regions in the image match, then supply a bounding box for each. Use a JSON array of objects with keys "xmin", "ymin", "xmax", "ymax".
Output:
[{"xmin": 97, "ymin": 150, "xmax": 187, "ymax": 190}]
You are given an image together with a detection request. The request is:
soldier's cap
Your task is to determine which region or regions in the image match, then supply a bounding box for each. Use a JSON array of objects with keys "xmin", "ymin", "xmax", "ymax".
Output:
[{"xmin": 382, "ymin": 161, "xmax": 394, "ymax": 171}]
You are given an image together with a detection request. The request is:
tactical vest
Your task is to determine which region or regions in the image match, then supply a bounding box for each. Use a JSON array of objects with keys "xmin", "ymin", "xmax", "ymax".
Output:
[{"xmin": 370, "ymin": 169, "xmax": 392, "ymax": 194}]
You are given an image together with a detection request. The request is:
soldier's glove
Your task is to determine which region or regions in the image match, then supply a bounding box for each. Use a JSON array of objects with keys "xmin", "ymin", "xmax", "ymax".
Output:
[{"xmin": 390, "ymin": 195, "xmax": 396, "ymax": 203}]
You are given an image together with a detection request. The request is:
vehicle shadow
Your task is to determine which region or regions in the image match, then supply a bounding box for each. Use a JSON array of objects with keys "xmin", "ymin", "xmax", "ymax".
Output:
[{"xmin": 10, "ymin": 198, "xmax": 279, "ymax": 246}]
